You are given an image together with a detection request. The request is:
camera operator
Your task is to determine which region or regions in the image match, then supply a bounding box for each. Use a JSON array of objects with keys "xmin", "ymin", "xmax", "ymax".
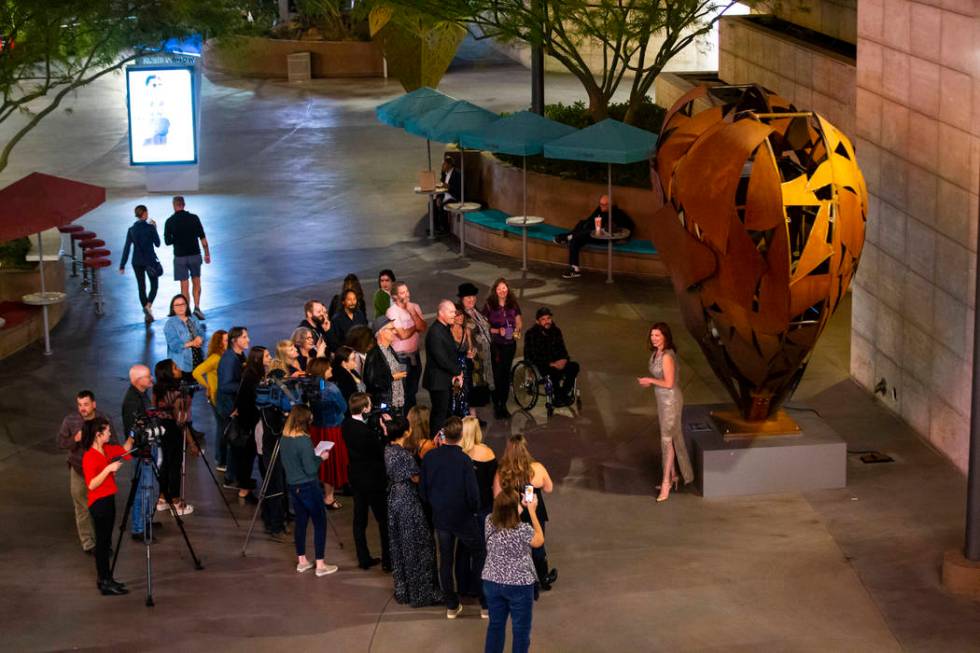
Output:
[
  {"xmin": 153, "ymin": 359, "xmax": 194, "ymax": 516},
  {"xmin": 122, "ymin": 364, "xmax": 160, "ymax": 541},
  {"xmin": 257, "ymin": 367, "xmax": 290, "ymax": 541},
  {"xmin": 342, "ymin": 392, "xmax": 391, "ymax": 571},
  {"xmin": 57, "ymin": 390, "xmax": 118, "ymax": 554},
  {"xmin": 81, "ymin": 417, "xmax": 134, "ymax": 595}
]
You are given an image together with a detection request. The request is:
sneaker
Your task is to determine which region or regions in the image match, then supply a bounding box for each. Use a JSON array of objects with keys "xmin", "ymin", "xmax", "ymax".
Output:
[
  {"xmin": 481, "ymin": 608, "xmax": 489, "ymax": 619},
  {"xmin": 174, "ymin": 503, "xmax": 194, "ymax": 516},
  {"xmin": 561, "ymin": 267, "xmax": 581, "ymax": 279},
  {"xmin": 143, "ymin": 304, "xmax": 154, "ymax": 323},
  {"xmin": 447, "ymin": 605, "xmax": 463, "ymax": 619},
  {"xmin": 296, "ymin": 561, "xmax": 314, "ymax": 573},
  {"xmin": 216, "ymin": 464, "xmax": 227, "ymax": 473},
  {"xmin": 268, "ymin": 531, "xmax": 289, "ymax": 543},
  {"xmin": 192, "ymin": 307, "xmax": 206, "ymax": 320},
  {"xmin": 316, "ymin": 564, "xmax": 339, "ymax": 577},
  {"xmin": 155, "ymin": 500, "xmax": 168, "ymax": 512}
]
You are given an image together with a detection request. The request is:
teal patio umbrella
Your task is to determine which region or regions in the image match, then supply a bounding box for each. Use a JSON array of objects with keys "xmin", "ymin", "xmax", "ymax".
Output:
[
  {"xmin": 405, "ymin": 100, "xmax": 499, "ymax": 254},
  {"xmin": 375, "ymin": 87, "xmax": 455, "ymax": 170},
  {"xmin": 460, "ymin": 111, "xmax": 576, "ymax": 270},
  {"xmin": 544, "ymin": 119, "xmax": 659, "ymax": 282}
]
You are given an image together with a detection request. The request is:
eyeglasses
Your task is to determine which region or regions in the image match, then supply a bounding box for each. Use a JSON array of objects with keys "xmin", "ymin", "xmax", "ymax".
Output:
[{"xmin": 173, "ymin": 301, "xmax": 187, "ymax": 307}]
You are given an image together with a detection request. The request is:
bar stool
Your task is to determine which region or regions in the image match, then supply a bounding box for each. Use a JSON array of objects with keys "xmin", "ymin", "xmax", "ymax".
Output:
[
  {"xmin": 83, "ymin": 254, "xmax": 112, "ymax": 315},
  {"xmin": 77, "ymin": 236, "xmax": 103, "ymax": 291},
  {"xmin": 58, "ymin": 225, "xmax": 85, "ymax": 277}
]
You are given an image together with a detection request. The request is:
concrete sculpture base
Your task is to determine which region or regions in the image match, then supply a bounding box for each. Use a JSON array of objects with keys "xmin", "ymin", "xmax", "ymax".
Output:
[{"xmin": 684, "ymin": 403, "xmax": 846, "ymax": 498}]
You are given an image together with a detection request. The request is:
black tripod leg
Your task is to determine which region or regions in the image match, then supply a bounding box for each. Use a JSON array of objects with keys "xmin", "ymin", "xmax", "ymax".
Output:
[
  {"xmin": 195, "ymin": 438, "xmax": 240, "ymax": 527},
  {"xmin": 111, "ymin": 458, "xmax": 142, "ymax": 576},
  {"xmin": 241, "ymin": 438, "xmax": 280, "ymax": 557},
  {"xmin": 149, "ymin": 455, "xmax": 204, "ymax": 570}
]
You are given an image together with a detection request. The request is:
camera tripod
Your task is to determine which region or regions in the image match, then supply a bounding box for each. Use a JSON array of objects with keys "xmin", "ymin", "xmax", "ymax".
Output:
[
  {"xmin": 179, "ymin": 424, "xmax": 240, "ymax": 527},
  {"xmin": 111, "ymin": 448, "xmax": 202, "ymax": 607},
  {"xmin": 241, "ymin": 410, "xmax": 344, "ymax": 556}
]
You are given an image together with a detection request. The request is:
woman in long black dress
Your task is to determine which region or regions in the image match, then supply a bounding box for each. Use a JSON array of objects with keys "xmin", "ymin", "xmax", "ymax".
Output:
[
  {"xmin": 384, "ymin": 416, "xmax": 443, "ymax": 607},
  {"xmin": 457, "ymin": 416, "xmax": 497, "ymax": 597}
]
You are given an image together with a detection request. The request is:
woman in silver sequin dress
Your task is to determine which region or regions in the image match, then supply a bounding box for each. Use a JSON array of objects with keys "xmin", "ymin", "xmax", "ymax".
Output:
[{"xmin": 637, "ymin": 322, "xmax": 693, "ymax": 502}]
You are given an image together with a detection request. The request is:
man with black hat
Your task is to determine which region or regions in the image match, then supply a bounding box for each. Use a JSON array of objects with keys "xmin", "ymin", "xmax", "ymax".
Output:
[
  {"xmin": 363, "ymin": 316, "xmax": 408, "ymax": 414},
  {"xmin": 523, "ymin": 307, "xmax": 579, "ymax": 406},
  {"xmin": 423, "ymin": 300, "xmax": 463, "ymax": 434}
]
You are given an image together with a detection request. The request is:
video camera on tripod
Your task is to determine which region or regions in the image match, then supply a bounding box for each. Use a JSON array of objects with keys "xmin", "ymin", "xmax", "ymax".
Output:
[
  {"xmin": 127, "ymin": 412, "xmax": 167, "ymax": 453},
  {"xmin": 255, "ymin": 375, "xmax": 322, "ymax": 413}
]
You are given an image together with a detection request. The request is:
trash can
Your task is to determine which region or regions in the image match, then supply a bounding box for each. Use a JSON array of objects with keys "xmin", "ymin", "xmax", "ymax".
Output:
[{"xmin": 287, "ymin": 52, "xmax": 311, "ymax": 82}]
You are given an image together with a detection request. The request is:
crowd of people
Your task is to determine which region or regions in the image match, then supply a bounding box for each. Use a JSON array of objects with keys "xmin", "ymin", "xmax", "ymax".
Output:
[{"xmin": 59, "ymin": 196, "xmax": 692, "ymax": 650}]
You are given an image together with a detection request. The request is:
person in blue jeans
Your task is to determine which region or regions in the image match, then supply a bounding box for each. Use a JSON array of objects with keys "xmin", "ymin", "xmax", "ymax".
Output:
[
  {"xmin": 482, "ymin": 490, "xmax": 544, "ymax": 653},
  {"xmin": 278, "ymin": 405, "xmax": 339, "ymax": 577}
]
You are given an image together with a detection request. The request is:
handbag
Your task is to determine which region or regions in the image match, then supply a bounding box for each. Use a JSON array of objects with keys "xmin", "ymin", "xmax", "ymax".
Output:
[
  {"xmin": 147, "ymin": 259, "xmax": 164, "ymax": 279},
  {"xmin": 223, "ymin": 381, "xmax": 253, "ymax": 448},
  {"xmin": 187, "ymin": 319, "xmax": 205, "ymax": 368}
]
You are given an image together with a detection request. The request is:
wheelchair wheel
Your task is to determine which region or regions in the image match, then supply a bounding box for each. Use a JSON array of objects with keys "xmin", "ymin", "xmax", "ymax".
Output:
[{"xmin": 512, "ymin": 360, "xmax": 540, "ymax": 412}]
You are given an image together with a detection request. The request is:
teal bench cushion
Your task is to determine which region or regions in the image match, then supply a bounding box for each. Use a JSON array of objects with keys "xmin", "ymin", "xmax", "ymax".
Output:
[{"xmin": 464, "ymin": 209, "xmax": 658, "ymax": 256}]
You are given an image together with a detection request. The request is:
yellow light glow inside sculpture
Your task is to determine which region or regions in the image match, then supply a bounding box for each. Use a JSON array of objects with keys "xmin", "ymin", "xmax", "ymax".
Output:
[{"xmin": 651, "ymin": 85, "xmax": 867, "ymax": 422}]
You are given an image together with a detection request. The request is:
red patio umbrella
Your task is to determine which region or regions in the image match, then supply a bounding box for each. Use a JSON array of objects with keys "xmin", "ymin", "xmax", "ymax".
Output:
[{"xmin": 0, "ymin": 172, "xmax": 106, "ymax": 354}]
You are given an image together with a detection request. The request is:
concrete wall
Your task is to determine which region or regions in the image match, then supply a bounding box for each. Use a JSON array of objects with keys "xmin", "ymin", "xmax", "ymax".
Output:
[
  {"xmin": 771, "ymin": 0, "xmax": 858, "ymax": 44},
  {"xmin": 850, "ymin": 0, "xmax": 980, "ymax": 472},
  {"xmin": 718, "ymin": 15, "xmax": 856, "ymax": 136},
  {"xmin": 204, "ymin": 37, "xmax": 385, "ymax": 79}
]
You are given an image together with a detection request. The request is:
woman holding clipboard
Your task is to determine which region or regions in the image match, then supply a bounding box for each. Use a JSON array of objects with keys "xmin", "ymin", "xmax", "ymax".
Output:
[{"xmin": 279, "ymin": 405, "xmax": 339, "ymax": 577}]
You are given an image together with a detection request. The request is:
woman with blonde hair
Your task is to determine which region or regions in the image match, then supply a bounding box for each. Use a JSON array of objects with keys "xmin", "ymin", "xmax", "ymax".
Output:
[
  {"xmin": 279, "ymin": 405, "xmax": 338, "ymax": 577},
  {"xmin": 272, "ymin": 339, "xmax": 305, "ymax": 377},
  {"xmin": 493, "ymin": 434, "xmax": 557, "ymax": 593},
  {"xmin": 457, "ymin": 416, "xmax": 497, "ymax": 598}
]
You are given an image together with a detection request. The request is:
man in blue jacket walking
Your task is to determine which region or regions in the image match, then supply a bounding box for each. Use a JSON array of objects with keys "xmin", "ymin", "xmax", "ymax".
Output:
[{"xmin": 118, "ymin": 204, "xmax": 161, "ymax": 323}]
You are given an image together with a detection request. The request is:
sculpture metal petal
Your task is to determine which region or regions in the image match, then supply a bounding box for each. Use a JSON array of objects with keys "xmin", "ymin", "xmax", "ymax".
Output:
[{"xmin": 651, "ymin": 85, "xmax": 867, "ymax": 421}]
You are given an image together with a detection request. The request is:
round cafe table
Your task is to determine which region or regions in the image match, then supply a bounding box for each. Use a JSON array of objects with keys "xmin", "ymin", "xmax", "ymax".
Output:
[
  {"xmin": 445, "ymin": 201, "xmax": 481, "ymax": 255},
  {"xmin": 22, "ymin": 291, "xmax": 67, "ymax": 355},
  {"xmin": 591, "ymin": 228, "xmax": 631, "ymax": 283},
  {"xmin": 505, "ymin": 216, "xmax": 545, "ymax": 271}
]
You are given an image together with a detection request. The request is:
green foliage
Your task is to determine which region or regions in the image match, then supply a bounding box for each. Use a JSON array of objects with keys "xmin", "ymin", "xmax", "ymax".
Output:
[
  {"xmin": 0, "ymin": 237, "xmax": 30, "ymax": 269},
  {"xmin": 391, "ymin": 0, "xmax": 744, "ymax": 123},
  {"xmin": 0, "ymin": 0, "xmax": 250, "ymax": 173},
  {"xmin": 497, "ymin": 100, "xmax": 664, "ymax": 188}
]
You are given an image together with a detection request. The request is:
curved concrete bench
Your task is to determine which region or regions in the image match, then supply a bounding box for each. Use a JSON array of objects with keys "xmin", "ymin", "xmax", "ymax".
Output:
[{"xmin": 457, "ymin": 209, "xmax": 667, "ymax": 277}]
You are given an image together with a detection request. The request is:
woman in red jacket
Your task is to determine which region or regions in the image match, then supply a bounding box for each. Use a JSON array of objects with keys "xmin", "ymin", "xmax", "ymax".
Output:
[{"xmin": 81, "ymin": 417, "xmax": 133, "ymax": 596}]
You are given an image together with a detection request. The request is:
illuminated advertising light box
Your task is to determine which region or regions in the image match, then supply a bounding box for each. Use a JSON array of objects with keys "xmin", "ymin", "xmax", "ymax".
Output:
[{"xmin": 126, "ymin": 66, "xmax": 198, "ymax": 165}]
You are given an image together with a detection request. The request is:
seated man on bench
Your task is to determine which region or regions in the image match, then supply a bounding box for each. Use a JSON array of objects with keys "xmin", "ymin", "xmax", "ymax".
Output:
[
  {"xmin": 552, "ymin": 194, "xmax": 634, "ymax": 279},
  {"xmin": 523, "ymin": 307, "xmax": 579, "ymax": 406}
]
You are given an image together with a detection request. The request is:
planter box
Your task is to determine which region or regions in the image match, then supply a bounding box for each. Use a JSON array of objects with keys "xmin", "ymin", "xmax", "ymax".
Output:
[
  {"xmin": 473, "ymin": 152, "xmax": 663, "ymax": 242},
  {"xmin": 205, "ymin": 37, "xmax": 384, "ymax": 79}
]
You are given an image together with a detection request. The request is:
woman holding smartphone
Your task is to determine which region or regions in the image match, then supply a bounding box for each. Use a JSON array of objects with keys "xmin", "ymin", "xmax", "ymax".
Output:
[
  {"xmin": 279, "ymin": 405, "xmax": 338, "ymax": 577},
  {"xmin": 493, "ymin": 434, "xmax": 557, "ymax": 593},
  {"xmin": 82, "ymin": 417, "xmax": 133, "ymax": 595},
  {"xmin": 482, "ymin": 490, "xmax": 544, "ymax": 653}
]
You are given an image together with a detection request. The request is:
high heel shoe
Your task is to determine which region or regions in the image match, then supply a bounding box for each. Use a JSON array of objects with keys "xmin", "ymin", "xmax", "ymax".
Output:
[
  {"xmin": 656, "ymin": 477, "xmax": 678, "ymax": 502},
  {"xmin": 655, "ymin": 477, "xmax": 679, "ymax": 491}
]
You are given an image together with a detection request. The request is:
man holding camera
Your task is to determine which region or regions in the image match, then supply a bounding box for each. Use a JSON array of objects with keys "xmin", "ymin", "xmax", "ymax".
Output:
[
  {"xmin": 57, "ymin": 390, "xmax": 119, "ymax": 553},
  {"xmin": 121, "ymin": 364, "xmax": 160, "ymax": 541},
  {"xmin": 420, "ymin": 417, "xmax": 486, "ymax": 618},
  {"xmin": 341, "ymin": 393, "xmax": 392, "ymax": 571},
  {"xmin": 523, "ymin": 307, "xmax": 580, "ymax": 406}
]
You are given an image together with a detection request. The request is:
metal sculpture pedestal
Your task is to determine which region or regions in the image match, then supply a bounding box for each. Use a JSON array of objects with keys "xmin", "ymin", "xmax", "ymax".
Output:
[{"xmin": 684, "ymin": 404, "xmax": 845, "ymax": 498}]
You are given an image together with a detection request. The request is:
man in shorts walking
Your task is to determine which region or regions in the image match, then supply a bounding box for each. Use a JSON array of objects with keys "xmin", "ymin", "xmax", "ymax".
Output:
[{"xmin": 164, "ymin": 196, "xmax": 210, "ymax": 320}]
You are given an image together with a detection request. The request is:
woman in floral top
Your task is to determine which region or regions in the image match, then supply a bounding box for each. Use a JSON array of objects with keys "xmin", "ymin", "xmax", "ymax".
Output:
[{"xmin": 482, "ymin": 490, "xmax": 544, "ymax": 653}]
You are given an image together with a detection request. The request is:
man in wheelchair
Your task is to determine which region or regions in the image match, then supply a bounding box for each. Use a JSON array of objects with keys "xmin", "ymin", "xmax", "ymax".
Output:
[{"xmin": 523, "ymin": 307, "xmax": 580, "ymax": 407}]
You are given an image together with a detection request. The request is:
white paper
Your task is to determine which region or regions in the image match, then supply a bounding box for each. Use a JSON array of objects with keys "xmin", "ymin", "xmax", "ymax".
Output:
[{"xmin": 314, "ymin": 441, "xmax": 335, "ymax": 456}]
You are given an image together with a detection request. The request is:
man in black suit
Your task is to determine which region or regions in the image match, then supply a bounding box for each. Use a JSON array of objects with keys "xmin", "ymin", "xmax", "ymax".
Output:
[
  {"xmin": 420, "ymin": 417, "xmax": 486, "ymax": 619},
  {"xmin": 434, "ymin": 154, "xmax": 461, "ymax": 235},
  {"xmin": 341, "ymin": 392, "xmax": 391, "ymax": 571},
  {"xmin": 422, "ymin": 299, "xmax": 462, "ymax": 434}
]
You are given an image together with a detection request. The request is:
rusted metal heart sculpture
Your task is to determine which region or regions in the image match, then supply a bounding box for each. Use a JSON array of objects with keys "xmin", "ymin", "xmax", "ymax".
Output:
[{"xmin": 650, "ymin": 85, "xmax": 867, "ymax": 421}]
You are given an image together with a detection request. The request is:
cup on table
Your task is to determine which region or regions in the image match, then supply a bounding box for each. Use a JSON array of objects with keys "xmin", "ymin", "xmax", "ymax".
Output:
[{"xmin": 594, "ymin": 216, "xmax": 603, "ymax": 233}]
